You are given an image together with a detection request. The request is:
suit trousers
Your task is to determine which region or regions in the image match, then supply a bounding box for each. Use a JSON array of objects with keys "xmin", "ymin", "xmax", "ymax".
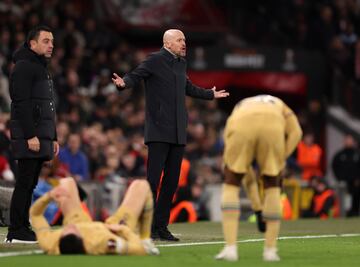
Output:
[
  {"xmin": 147, "ymin": 142, "xmax": 185, "ymax": 229},
  {"xmin": 9, "ymin": 158, "xmax": 44, "ymax": 231}
]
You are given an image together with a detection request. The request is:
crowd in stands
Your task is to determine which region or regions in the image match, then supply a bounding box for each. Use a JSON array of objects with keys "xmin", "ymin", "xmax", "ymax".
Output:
[
  {"xmin": 0, "ymin": 0, "xmax": 359, "ymax": 221},
  {"xmin": 217, "ymin": 0, "xmax": 360, "ymax": 117}
]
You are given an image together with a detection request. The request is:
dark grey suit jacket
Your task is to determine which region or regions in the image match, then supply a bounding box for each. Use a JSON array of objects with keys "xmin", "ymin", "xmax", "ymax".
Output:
[{"xmin": 123, "ymin": 48, "xmax": 214, "ymax": 145}]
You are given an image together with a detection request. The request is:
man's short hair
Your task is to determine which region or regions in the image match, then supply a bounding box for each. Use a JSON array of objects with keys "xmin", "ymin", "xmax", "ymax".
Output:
[
  {"xmin": 26, "ymin": 25, "xmax": 52, "ymax": 46},
  {"xmin": 59, "ymin": 234, "xmax": 86, "ymax": 254}
]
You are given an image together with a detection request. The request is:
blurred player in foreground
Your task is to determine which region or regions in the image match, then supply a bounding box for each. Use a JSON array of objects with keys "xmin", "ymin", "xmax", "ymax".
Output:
[
  {"xmin": 216, "ymin": 95, "xmax": 302, "ymax": 262},
  {"xmin": 30, "ymin": 177, "xmax": 159, "ymax": 255}
]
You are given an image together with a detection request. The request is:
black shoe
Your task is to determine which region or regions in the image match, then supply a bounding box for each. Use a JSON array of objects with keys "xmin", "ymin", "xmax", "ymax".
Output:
[
  {"xmin": 255, "ymin": 211, "xmax": 266, "ymax": 233},
  {"xmin": 157, "ymin": 227, "xmax": 179, "ymax": 242},
  {"xmin": 5, "ymin": 227, "xmax": 37, "ymax": 244}
]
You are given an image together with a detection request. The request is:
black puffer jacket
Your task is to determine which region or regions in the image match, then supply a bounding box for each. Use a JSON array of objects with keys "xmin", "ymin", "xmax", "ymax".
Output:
[{"xmin": 9, "ymin": 43, "xmax": 57, "ymax": 160}]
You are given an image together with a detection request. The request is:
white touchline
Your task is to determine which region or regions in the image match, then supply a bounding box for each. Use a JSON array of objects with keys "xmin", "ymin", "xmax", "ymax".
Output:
[
  {"xmin": 0, "ymin": 233, "xmax": 359, "ymax": 257},
  {"xmin": 157, "ymin": 233, "xmax": 360, "ymax": 247},
  {"xmin": 0, "ymin": 250, "xmax": 43, "ymax": 257}
]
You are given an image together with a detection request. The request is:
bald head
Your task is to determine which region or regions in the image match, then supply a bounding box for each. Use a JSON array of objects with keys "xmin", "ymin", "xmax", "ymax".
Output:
[
  {"xmin": 163, "ymin": 29, "xmax": 186, "ymax": 57},
  {"xmin": 163, "ymin": 29, "xmax": 183, "ymax": 43}
]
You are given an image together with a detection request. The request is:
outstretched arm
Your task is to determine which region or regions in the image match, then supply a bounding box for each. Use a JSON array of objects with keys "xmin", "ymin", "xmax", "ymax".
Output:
[
  {"xmin": 185, "ymin": 79, "xmax": 229, "ymax": 100},
  {"xmin": 211, "ymin": 86, "xmax": 230, "ymax": 99},
  {"xmin": 112, "ymin": 54, "xmax": 155, "ymax": 90}
]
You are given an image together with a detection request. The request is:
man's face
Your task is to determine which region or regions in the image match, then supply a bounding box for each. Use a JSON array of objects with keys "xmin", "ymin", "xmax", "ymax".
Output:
[
  {"xmin": 344, "ymin": 135, "xmax": 355, "ymax": 148},
  {"xmin": 68, "ymin": 134, "xmax": 81, "ymax": 153},
  {"xmin": 166, "ymin": 31, "xmax": 186, "ymax": 57},
  {"xmin": 30, "ymin": 31, "xmax": 54, "ymax": 58}
]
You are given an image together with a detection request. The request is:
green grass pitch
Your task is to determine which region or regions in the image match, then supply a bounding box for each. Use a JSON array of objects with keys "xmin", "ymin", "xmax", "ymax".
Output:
[{"xmin": 1, "ymin": 218, "xmax": 359, "ymax": 267}]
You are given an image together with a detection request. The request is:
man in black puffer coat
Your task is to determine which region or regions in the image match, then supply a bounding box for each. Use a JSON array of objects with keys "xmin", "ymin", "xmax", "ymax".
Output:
[{"xmin": 5, "ymin": 25, "xmax": 59, "ymax": 243}]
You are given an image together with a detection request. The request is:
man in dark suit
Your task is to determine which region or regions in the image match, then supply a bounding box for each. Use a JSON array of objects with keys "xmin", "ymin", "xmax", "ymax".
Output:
[
  {"xmin": 112, "ymin": 29, "xmax": 229, "ymax": 241},
  {"xmin": 332, "ymin": 135, "xmax": 360, "ymax": 217},
  {"xmin": 5, "ymin": 25, "xmax": 59, "ymax": 243}
]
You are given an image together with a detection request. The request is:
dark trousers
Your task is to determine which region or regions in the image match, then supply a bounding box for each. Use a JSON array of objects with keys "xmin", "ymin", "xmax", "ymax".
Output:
[
  {"xmin": 147, "ymin": 142, "xmax": 185, "ymax": 229},
  {"xmin": 9, "ymin": 158, "xmax": 44, "ymax": 231}
]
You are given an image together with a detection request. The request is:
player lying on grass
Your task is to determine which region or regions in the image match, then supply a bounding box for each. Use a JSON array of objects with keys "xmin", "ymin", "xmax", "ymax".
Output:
[{"xmin": 30, "ymin": 177, "xmax": 159, "ymax": 255}]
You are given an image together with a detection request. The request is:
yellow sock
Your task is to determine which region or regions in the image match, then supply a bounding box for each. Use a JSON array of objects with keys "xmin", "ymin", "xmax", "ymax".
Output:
[
  {"xmin": 265, "ymin": 220, "xmax": 280, "ymax": 248},
  {"xmin": 263, "ymin": 187, "xmax": 281, "ymax": 249},
  {"xmin": 242, "ymin": 168, "xmax": 262, "ymax": 211},
  {"xmin": 221, "ymin": 183, "xmax": 240, "ymax": 246},
  {"xmin": 139, "ymin": 191, "xmax": 153, "ymax": 239}
]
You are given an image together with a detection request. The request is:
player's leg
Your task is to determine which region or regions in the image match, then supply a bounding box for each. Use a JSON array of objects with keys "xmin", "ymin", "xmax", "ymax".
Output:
[
  {"xmin": 138, "ymin": 188, "xmax": 153, "ymax": 240},
  {"xmin": 262, "ymin": 175, "xmax": 281, "ymax": 262},
  {"xmin": 106, "ymin": 179, "xmax": 159, "ymax": 255},
  {"xmin": 53, "ymin": 177, "xmax": 92, "ymax": 225},
  {"xmin": 106, "ymin": 179, "xmax": 150, "ymax": 231},
  {"xmin": 256, "ymin": 120, "xmax": 284, "ymax": 262},
  {"xmin": 215, "ymin": 166, "xmax": 244, "ymax": 261},
  {"xmin": 216, "ymin": 117, "xmax": 255, "ymax": 261},
  {"xmin": 54, "ymin": 178, "xmax": 81, "ymax": 215},
  {"xmin": 242, "ymin": 166, "xmax": 265, "ymax": 232}
]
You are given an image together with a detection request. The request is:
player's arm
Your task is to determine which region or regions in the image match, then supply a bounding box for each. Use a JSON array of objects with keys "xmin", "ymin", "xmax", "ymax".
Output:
[
  {"xmin": 29, "ymin": 192, "xmax": 60, "ymax": 254},
  {"xmin": 106, "ymin": 224, "xmax": 146, "ymax": 255},
  {"xmin": 284, "ymin": 106, "xmax": 302, "ymax": 158},
  {"xmin": 29, "ymin": 192, "xmax": 52, "ymax": 232},
  {"xmin": 106, "ymin": 224, "xmax": 137, "ymax": 240}
]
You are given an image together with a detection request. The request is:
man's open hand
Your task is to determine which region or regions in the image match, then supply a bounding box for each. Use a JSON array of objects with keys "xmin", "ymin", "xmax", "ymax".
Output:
[
  {"xmin": 112, "ymin": 73, "xmax": 125, "ymax": 88},
  {"xmin": 211, "ymin": 86, "xmax": 229, "ymax": 98}
]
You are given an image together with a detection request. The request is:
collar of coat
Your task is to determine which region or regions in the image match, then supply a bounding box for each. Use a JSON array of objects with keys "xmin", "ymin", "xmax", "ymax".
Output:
[
  {"xmin": 160, "ymin": 47, "xmax": 184, "ymax": 63},
  {"xmin": 12, "ymin": 42, "xmax": 48, "ymax": 67}
]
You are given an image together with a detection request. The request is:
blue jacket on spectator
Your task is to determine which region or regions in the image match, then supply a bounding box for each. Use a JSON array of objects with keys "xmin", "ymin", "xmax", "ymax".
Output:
[{"xmin": 59, "ymin": 147, "xmax": 89, "ymax": 181}]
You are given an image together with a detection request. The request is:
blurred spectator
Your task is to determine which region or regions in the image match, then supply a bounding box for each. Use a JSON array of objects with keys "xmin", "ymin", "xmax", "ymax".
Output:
[
  {"xmin": 311, "ymin": 5, "xmax": 336, "ymax": 51},
  {"xmin": 186, "ymin": 121, "xmax": 206, "ymax": 161},
  {"xmin": 339, "ymin": 20, "xmax": 358, "ymax": 48},
  {"xmin": 56, "ymin": 121, "xmax": 70, "ymax": 148},
  {"xmin": 0, "ymin": 152, "xmax": 14, "ymax": 182},
  {"xmin": 332, "ymin": 134, "xmax": 360, "ymax": 217},
  {"xmin": 58, "ymin": 132, "xmax": 89, "ymax": 181},
  {"xmin": 0, "ymin": 117, "xmax": 17, "ymax": 176},
  {"xmin": 170, "ymin": 158, "xmax": 209, "ymax": 223},
  {"xmin": 297, "ymin": 132, "xmax": 323, "ymax": 182},
  {"xmin": 302, "ymin": 176, "xmax": 339, "ymax": 219},
  {"xmin": 0, "ymin": 53, "xmax": 10, "ymax": 112}
]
